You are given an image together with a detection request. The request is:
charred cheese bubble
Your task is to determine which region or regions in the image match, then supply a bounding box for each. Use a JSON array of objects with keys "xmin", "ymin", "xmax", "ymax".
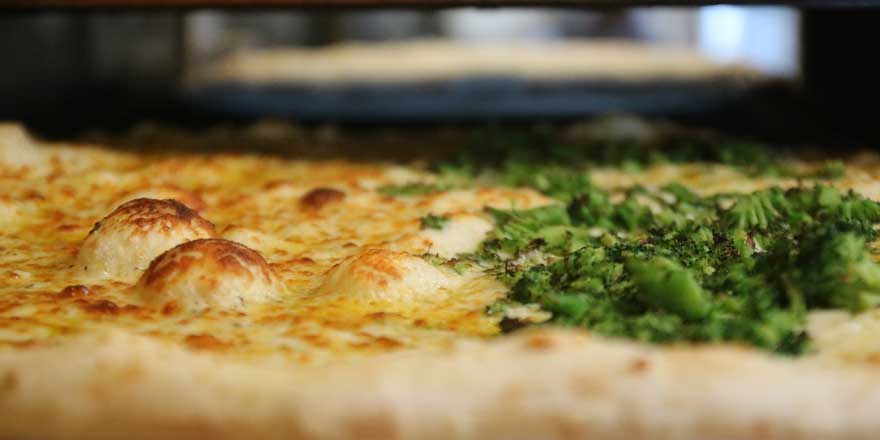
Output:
[
  {"xmin": 0, "ymin": 123, "xmax": 42, "ymax": 169},
  {"xmin": 77, "ymin": 198, "xmax": 216, "ymax": 282},
  {"xmin": 136, "ymin": 238, "xmax": 280, "ymax": 313},
  {"xmin": 315, "ymin": 248, "xmax": 452, "ymax": 307},
  {"xmin": 114, "ymin": 186, "xmax": 205, "ymax": 212}
]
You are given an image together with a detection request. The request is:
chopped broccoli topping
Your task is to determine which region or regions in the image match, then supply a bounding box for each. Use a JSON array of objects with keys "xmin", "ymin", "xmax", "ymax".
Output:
[
  {"xmin": 461, "ymin": 155, "xmax": 875, "ymax": 354},
  {"xmin": 472, "ymin": 183, "xmax": 880, "ymax": 354}
]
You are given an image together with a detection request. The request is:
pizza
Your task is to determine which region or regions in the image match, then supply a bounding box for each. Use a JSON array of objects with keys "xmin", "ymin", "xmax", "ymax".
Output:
[
  {"xmin": 4, "ymin": 116, "xmax": 880, "ymax": 439},
  {"xmin": 193, "ymin": 39, "xmax": 758, "ymax": 85}
]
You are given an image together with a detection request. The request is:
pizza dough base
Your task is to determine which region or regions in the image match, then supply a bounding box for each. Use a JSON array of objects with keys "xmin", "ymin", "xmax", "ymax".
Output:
[{"xmin": 2, "ymin": 328, "xmax": 879, "ymax": 440}]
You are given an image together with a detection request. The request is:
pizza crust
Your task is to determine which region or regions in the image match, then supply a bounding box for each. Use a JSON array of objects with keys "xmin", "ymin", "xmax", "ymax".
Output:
[{"xmin": 2, "ymin": 328, "xmax": 879, "ymax": 440}]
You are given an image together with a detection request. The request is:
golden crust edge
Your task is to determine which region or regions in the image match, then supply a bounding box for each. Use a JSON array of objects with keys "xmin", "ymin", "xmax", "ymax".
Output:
[{"xmin": 2, "ymin": 328, "xmax": 880, "ymax": 440}]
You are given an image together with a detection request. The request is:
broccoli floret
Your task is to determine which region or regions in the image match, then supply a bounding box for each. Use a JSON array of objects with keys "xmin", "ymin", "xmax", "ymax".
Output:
[
  {"xmin": 498, "ymin": 164, "xmax": 591, "ymax": 202},
  {"xmin": 799, "ymin": 230, "xmax": 880, "ymax": 312},
  {"xmin": 722, "ymin": 189, "xmax": 788, "ymax": 231},
  {"xmin": 625, "ymin": 257, "xmax": 710, "ymax": 320},
  {"xmin": 420, "ymin": 214, "xmax": 450, "ymax": 230},
  {"xmin": 481, "ymin": 205, "xmax": 593, "ymax": 258},
  {"xmin": 567, "ymin": 186, "xmax": 614, "ymax": 228}
]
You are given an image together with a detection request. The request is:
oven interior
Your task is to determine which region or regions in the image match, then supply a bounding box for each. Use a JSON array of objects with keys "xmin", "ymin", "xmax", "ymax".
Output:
[{"xmin": 1, "ymin": 3, "xmax": 877, "ymax": 147}]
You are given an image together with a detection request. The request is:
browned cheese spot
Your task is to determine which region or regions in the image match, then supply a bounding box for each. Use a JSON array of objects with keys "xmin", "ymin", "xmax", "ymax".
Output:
[
  {"xmin": 523, "ymin": 334, "xmax": 557, "ymax": 351},
  {"xmin": 185, "ymin": 333, "xmax": 230, "ymax": 350},
  {"xmin": 161, "ymin": 300, "xmax": 181, "ymax": 315},
  {"xmin": 629, "ymin": 358, "xmax": 650, "ymax": 374},
  {"xmin": 59, "ymin": 285, "xmax": 90, "ymax": 298},
  {"xmin": 300, "ymin": 187, "xmax": 345, "ymax": 210},
  {"xmin": 81, "ymin": 299, "xmax": 120, "ymax": 315}
]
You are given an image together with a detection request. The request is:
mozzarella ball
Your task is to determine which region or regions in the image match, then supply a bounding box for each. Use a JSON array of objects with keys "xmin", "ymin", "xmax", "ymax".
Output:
[
  {"xmin": 77, "ymin": 198, "xmax": 216, "ymax": 282},
  {"xmin": 137, "ymin": 238, "xmax": 280, "ymax": 313},
  {"xmin": 315, "ymin": 249, "xmax": 452, "ymax": 307}
]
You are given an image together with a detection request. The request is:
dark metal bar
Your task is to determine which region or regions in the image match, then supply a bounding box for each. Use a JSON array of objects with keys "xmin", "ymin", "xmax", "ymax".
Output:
[{"xmin": 4, "ymin": 0, "xmax": 879, "ymax": 11}]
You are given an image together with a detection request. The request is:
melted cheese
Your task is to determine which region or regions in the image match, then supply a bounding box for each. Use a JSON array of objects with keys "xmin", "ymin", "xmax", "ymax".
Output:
[
  {"xmin": 421, "ymin": 214, "xmax": 494, "ymax": 258},
  {"xmin": 3, "ymin": 122, "xmax": 880, "ymax": 366},
  {"xmin": 0, "ymin": 124, "xmax": 519, "ymax": 364},
  {"xmin": 394, "ymin": 213, "xmax": 494, "ymax": 257}
]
